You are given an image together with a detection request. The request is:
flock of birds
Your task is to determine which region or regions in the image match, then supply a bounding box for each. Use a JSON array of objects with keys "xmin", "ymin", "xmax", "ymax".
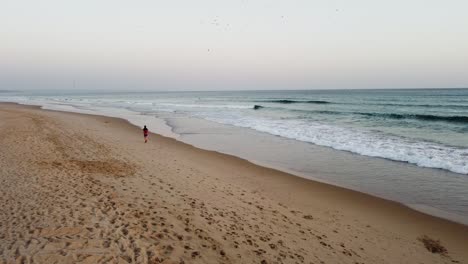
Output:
[{"xmin": 204, "ymin": 8, "xmax": 340, "ymax": 53}]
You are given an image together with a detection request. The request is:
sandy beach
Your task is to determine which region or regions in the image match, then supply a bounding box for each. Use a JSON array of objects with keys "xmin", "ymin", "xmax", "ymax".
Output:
[{"xmin": 0, "ymin": 103, "xmax": 467, "ymax": 264}]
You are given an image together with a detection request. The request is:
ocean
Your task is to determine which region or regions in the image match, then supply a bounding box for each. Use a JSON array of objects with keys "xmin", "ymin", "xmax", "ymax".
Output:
[{"xmin": 1, "ymin": 89, "xmax": 467, "ymax": 224}]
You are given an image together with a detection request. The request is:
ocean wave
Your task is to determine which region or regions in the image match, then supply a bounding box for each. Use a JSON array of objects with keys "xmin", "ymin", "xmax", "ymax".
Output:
[
  {"xmin": 254, "ymin": 106, "xmax": 468, "ymax": 124},
  {"xmin": 203, "ymin": 116, "xmax": 468, "ymax": 174},
  {"xmin": 359, "ymin": 113, "xmax": 468, "ymax": 124},
  {"xmin": 256, "ymin": 100, "xmax": 468, "ymax": 109},
  {"xmin": 255, "ymin": 99, "xmax": 331, "ymax": 104},
  {"xmin": 158, "ymin": 103, "xmax": 252, "ymax": 109},
  {"xmin": 368, "ymin": 103, "xmax": 468, "ymax": 109}
]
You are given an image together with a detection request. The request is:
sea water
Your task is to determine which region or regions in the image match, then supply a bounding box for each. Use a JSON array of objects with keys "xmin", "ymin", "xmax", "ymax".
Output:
[{"xmin": 1, "ymin": 89, "xmax": 467, "ymax": 223}]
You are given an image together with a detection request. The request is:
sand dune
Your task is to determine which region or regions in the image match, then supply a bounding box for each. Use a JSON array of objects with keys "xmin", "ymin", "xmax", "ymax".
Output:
[{"xmin": 0, "ymin": 103, "xmax": 467, "ymax": 263}]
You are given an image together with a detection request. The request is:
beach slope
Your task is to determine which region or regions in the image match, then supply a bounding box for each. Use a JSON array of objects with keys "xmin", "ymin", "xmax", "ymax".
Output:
[{"xmin": 0, "ymin": 103, "xmax": 467, "ymax": 263}]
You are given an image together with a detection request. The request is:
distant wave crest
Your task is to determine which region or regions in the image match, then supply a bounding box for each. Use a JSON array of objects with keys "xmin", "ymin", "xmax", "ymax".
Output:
[
  {"xmin": 373, "ymin": 103, "xmax": 468, "ymax": 109},
  {"xmin": 257, "ymin": 100, "xmax": 331, "ymax": 104},
  {"xmin": 254, "ymin": 106, "xmax": 468, "ymax": 124},
  {"xmin": 360, "ymin": 113, "xmax": 468, "ymax": 124},
  {"xmin": 258, "ymin": 100, "xmax": 468, "ymax": 109}
]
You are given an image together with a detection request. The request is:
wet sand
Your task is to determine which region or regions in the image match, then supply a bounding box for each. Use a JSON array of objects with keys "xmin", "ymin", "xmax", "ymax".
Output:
[{"xmin": 1, "ymin": 103, "xmax": 467, "ymax": 263}]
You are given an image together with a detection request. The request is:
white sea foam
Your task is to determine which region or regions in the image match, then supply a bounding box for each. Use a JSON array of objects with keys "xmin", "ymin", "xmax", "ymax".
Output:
[
  {"xmin": 203, "ymin": 115, "xmax": 468, "ymax": 175},
  {"xmin": 158, "ymin": 103, "xmax": 252, "ymax": 109}
]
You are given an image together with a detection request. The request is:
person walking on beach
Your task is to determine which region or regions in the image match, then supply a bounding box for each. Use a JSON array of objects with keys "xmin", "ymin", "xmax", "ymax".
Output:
[{"xmin": 143, "ymin": 125, "xmax": 149, "ymax": 143}]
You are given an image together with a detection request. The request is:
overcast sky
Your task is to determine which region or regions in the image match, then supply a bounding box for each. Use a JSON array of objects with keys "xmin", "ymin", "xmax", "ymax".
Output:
[{"xmin": 1, "ymin": 0, "xmax": 467, "ymax": 91}]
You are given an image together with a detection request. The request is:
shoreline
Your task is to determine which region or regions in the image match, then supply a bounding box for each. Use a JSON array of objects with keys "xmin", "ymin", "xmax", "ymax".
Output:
[{"xmin": 1, "ymin": 102, "xmax": 467, "ymax": 263}]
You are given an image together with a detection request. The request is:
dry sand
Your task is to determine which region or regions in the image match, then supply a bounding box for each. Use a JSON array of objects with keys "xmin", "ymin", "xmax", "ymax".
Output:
[{"xmin": 0, "ymin": 103, "xmax": 467, "ymax": 264}]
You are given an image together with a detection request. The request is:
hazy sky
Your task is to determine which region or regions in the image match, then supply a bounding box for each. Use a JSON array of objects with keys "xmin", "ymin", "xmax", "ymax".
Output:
[{"xmin": 1, "ymin": 0, "xmax": 467, "ymax": 91}]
